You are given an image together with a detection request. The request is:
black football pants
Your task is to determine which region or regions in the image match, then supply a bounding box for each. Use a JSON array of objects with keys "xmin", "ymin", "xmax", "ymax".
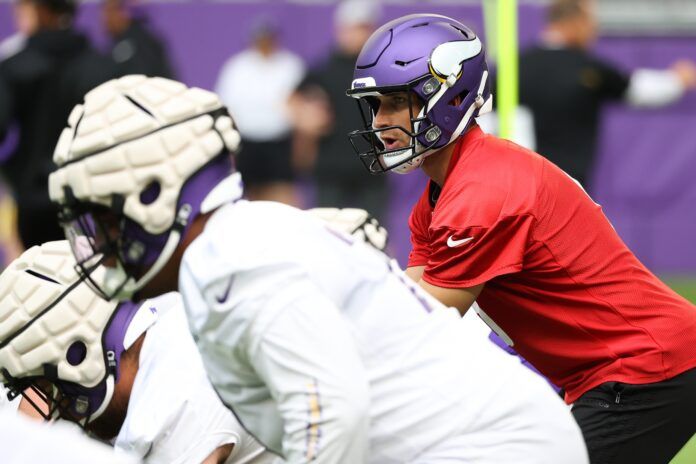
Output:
[{"xmin": 572, "ymin": 366, "xmax": 696, "ymax": 464}]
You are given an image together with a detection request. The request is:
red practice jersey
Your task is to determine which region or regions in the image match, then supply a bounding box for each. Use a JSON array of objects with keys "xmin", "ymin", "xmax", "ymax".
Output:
[{"xmin": 408, "ymin": 126, "xmax": 696, "ymax": 403}]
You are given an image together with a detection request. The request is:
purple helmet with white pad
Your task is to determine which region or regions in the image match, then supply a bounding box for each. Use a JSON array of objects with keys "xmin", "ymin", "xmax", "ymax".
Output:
[
  {"xmin": 0, "ymin": 241, "xmax": 158, "ymax": 426},
  {"xmin": 347, "ymin": 14, "xmax": 492, "ymax": 174},
  {"xmin": 48, "ymin": 75, "xmax": 243, "ymax": 299}
]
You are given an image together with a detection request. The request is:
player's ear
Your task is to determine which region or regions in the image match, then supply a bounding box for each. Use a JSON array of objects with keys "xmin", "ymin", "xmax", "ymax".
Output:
[{"xmin": 411, "ymin": 91, "xmax": 426, "ymax": 112}]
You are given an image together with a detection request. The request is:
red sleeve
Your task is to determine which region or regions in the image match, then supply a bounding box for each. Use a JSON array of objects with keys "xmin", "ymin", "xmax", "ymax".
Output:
[
  {"xmin": 407, "ymin": 189, "xmax": 432, "ymax": 268},
  {"xmin": 422, "ymin": 213, "xmax": 535, "ymax": 288}
]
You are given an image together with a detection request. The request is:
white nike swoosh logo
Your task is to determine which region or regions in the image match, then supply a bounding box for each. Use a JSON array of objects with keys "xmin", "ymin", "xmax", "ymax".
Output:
[{"xmin": 447, "ymin": 236, "xmax": 474, "ymax": 247}]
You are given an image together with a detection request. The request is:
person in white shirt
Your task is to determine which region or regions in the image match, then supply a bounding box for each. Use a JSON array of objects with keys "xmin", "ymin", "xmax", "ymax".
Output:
[
  {"xmin": 215, "ymin": 17, "xmax": 305, "ymax": 205},
  {"xmin": 48, "ymin": 76, "xmax": 589, "ymax": 463},
  {"xmin": 0, "ymin": 241, "xmax": 273, "ymax": 464}
]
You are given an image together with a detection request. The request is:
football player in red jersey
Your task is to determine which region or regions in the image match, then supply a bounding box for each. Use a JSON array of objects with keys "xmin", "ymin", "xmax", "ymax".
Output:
[{"xmin": 347, "ymin": 13, "xmax": 696, "ymax": 464}]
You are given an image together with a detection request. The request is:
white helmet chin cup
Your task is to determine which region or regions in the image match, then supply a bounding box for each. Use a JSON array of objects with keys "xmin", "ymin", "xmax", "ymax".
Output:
[
  {"xmin": 100, "ymin": 222, "xmax": 182, "ymax": 300},
  {"xmin": 379, "ymin": 147, "xmax": 424, "ymax": 174}
]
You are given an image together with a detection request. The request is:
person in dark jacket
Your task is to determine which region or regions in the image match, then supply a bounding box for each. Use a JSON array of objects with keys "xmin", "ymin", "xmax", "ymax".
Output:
[
  {"xmin": 0, "ymin": 0, "xmax": 115, "ymax": 249},
  {"xmin": 519, "ymin": 0, "xmax": 696, "ymax": 188},
  {"xmin": 102, "ymin": 0, "xmax": 176, "ymax": 79},
  {"xmin": 290, "ymin": 0, "xmax": 389, "ymax": 222}
]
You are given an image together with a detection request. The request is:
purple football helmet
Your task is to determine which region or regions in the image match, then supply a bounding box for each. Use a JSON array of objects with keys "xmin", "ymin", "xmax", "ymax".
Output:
[{"xmin": 347, "ymin": 14, "xmax": 492, "ymax": 174}]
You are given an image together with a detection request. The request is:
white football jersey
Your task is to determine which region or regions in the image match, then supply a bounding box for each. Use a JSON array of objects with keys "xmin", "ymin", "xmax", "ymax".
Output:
[
  {"xmin": 0, "ymin": 409, "xmax": 138, "ymax": 464},
  {"xmin": 115, "ymin": 292, "xmax": 273, "ymax": 464},
  {"xmin": 179, "ymin": 201, "xmax": 588, "ymax": 464}
]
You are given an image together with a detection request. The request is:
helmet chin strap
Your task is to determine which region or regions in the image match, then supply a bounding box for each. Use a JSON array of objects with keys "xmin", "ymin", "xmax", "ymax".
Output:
[
  {"xmin": 382, "ymin": 148, "xmax": 421, "ymax": 174},
  {"xmin": 447, "ymin": 70, "xmax": 490, "ymax": 144},
  {"xmin": 103, "ymin": 203, "xmax": 191, "ymax": 299},
  {"xmin": 82, "ymin": 375, "xmax": 115, "ymax": 426},
  {"xmin": 104, "ymin": 172, "xmax": 243, "ymax": 299},
  {"xmin": 48, "ymin": 374, "xmax": 115, "ymax": 426},
  {"xmin": 103, "ymin": 225, "xmax": 184, "ymax": 300},
  {"xmin": 79, "ymin": 301, "xmax": 154, "ymax": 426}
]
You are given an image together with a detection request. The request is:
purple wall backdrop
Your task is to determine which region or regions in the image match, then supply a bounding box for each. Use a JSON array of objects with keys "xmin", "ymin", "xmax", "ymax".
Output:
[{"xmin": 1, "ymin": 2, "xmax": 695, "ymax": 273}]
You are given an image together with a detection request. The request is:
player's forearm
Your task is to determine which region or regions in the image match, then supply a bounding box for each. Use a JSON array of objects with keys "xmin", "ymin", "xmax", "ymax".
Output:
[
  {"xmin": 418, "ymin": 279, "xmax": 483, "ymax": 316},
  {"xmin": 405, "ymin": 265, "xmax": 425, "ymax": 282},
  {"xmin": 201, "ymin": 444, "xmax": 234, "ymax": 464}
]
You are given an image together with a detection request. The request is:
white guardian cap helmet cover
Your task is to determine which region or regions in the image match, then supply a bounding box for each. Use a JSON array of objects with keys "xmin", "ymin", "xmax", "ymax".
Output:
[
  {"xmin": 48, "ymin": 75, "xmax": 243, "ymax": 299},
  {"xmin": 0, "ymin": 241, "xmax": 157, "ymax": 425}
]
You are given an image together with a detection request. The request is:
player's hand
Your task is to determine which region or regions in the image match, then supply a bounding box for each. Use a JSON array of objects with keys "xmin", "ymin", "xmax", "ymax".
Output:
[
  {"xmin": 309, "ymin": 207, "xmax": 388, "ymax": 251},
  {"xmin": 671, "ymin": 59, "xmax": 696, "ymax": 89},
  {"xmin": 287, "ymin": 88, "xmax": 333, "ymax": 137}
]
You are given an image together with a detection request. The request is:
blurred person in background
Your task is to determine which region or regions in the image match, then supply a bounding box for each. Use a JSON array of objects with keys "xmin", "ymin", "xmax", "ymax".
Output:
[
  {"xmin": 0, "ymin": 188, "xmax": 23, "ymax": 270},
  {"xmin": 519, "ymin": 0, "xmax": 696, "ymax": 188},
  {"xmin": 0, "ymin": 0, "xmax": 37, "ymax": 270},
  {"xmin": 0, "ymin": 0, "xmax": 115, "ymax": 250},
  {"xmin": 291, "ymin": 0, "xmax": 389, "ymax": 222},
  {"xmin": 0, "ymin": 0, "xmax": 36, "ymax": 59},
  {"xmin": 216, "ymin": 17, "xmax": 304, "ymax": 205},
  {"xmin": 102, "ymin": 0, "xmax": 176, "ymax": 79}
]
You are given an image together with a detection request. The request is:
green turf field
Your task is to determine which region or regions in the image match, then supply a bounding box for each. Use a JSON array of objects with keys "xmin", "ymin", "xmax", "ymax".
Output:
[
  {"xmin": 663, "ymin": 277, "xmax": 696, "ymax": 303},
  {"xmin": 670, "ymin": 433, "xmax": 696, "ymax": 464}
]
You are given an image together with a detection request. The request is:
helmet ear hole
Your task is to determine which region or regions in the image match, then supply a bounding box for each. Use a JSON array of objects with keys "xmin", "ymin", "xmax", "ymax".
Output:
[
  {"xmin": 67, "ymin": 341, "xmax": 87, "ymax": 366},
  {"xmin": 448, "ymin": 91, "xmax": 468, "ymax": 107},
  {"xmin": 139, "ymin": 181, "xmax": 161, "ymax": 205}
]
